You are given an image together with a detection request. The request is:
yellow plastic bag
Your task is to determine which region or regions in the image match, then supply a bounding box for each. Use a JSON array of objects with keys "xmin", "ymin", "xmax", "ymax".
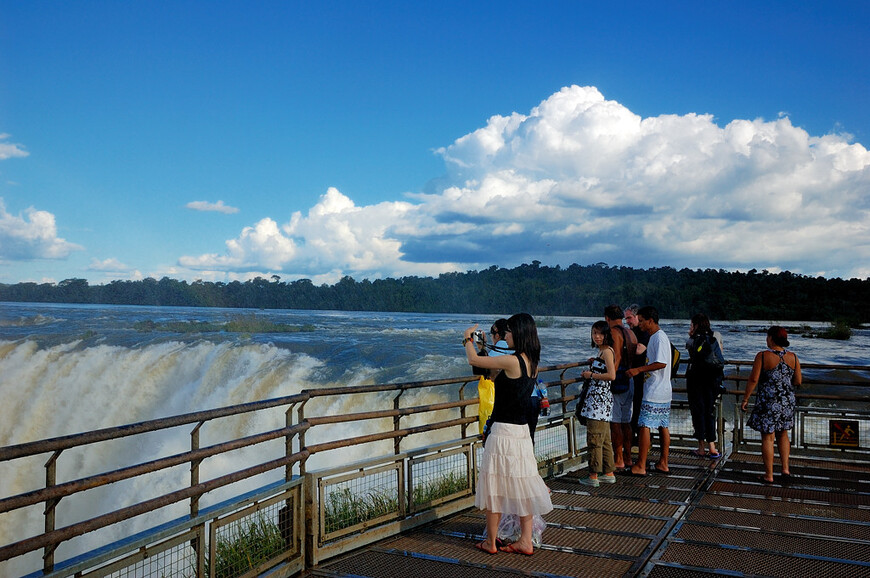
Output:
[{"xmin": 477, "ymin": 375, "xmax": 495, "ymax": 434}]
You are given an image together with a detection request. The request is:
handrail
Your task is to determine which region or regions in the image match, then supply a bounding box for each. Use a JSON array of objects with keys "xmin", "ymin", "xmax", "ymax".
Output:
[
  {"xmin": 0, "ymin": 393, "xmax": 309, "ymax": 462},
  {"xmin": 1, "ymin": 359, "xmax": 867, "ymax": 575}
]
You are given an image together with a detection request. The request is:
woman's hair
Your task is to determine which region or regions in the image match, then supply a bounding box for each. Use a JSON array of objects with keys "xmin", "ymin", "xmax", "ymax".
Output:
[
  {"xmin": 691, "ymin": 313, "xmax": 712, "ymax": 336},
  {"xmin": 767, "ymin": 325, "xmax": 790, "ymax": 347},
  {"xmin": 591, "ymin": 320, "xmax": 615, "ymax": 347},
  {"xmin": 490, "ymin": 318, "xmax": 509, "ymax": 340},
  {"xmin": 507, "ymin": 313, "xmax": 540, "ymax": 375}
]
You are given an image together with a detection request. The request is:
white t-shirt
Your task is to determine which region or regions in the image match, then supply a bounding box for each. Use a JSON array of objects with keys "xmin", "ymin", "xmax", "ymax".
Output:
[{"xmin": 643, "ymin": 329, "xmax": 672, "ymax": 404}]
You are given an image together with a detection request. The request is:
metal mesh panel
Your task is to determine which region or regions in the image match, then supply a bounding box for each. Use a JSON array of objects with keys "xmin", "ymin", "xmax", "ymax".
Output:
[
  {"xmin": 659, "ymin": 541, "xmax": 870, "ymax": 577},
  {"xmin": 534, "ymin": 421, "xmax": 571, "ymax": 462},
  {"xmin": 550, "ymin": 493, "xmax": 681, "ymax": 517},
  {"xmin": 320, "ymin": 463, "xmax": 401, "ymax": 539},
  {"xmin": 81, "ymin": 529, "xmax": 201, "ymax": 578},
  {"xmin": 699, "ymin": 493, "xmax": 870, "ymax": 522},
  {"xmin": 409, "ymin": 448, "xmax": 470, "ymax": 512},
  {"xmin": 210, "ymin": 499, "xmax": 289, "ymax": 578},
  {"xmin": 688, "ymin": 507, "xmax": 870, "ymax": 540}
]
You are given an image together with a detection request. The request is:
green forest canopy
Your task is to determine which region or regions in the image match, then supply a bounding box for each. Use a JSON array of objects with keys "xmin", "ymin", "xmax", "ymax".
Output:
[{"xmin": 1, "ymin": 263, "xmax": 867, "ymax": 323}]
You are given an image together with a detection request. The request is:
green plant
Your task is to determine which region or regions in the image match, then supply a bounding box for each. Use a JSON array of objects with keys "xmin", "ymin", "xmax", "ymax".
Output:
[
  {"xmin": 207, "ymin": 514, "xmax": 285, "ymax": 578},
  {"xmin": 413, "ymin": 471, "xmax": 467, "ymax": 505},
  {"xmin": 324, "ymin": 487, "xmax": 398, "ymax": 533}
]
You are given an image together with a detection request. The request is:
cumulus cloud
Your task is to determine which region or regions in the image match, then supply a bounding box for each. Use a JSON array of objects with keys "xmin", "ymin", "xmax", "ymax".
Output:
[
  {"xmin": 0, "ymin": 134, "xmax": 28, "ymax": 161},
  {"xmin": 88, "ymin": 258, "xmax": 131, "ymax": 272},
  {"xmin": 180, "ymin": 85, "xmax": 870, "ymax": 281},
  {"xmin": 185, "ymin": 200, "xmax": 239, "ymax": 214},
  {"xmin": 0, "ymin": 199, "xmax": 83, "ymax": 261}
]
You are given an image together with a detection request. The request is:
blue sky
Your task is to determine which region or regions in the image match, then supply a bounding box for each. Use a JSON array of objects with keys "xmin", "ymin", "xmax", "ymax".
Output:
[{"xmin": 1, "ymin": 1, "xmax": 868, "ymax": 285}]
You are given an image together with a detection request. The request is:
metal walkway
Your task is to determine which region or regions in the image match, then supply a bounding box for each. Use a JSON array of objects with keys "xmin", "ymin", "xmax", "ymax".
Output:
[{"xmin": 304, "ymin": 448, "xmax": 870, "ymax": 577}]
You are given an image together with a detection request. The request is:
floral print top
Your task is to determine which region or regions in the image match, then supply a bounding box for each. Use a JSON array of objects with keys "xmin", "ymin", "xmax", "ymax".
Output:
[{"xmin": 580, "ymin": 352, "xmax": 614, "ymax": 422}]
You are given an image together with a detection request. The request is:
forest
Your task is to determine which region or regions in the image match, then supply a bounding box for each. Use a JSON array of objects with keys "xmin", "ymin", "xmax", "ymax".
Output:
[{"xmin": 1, "ymin": 262, "xmax": 868, "ymax": 323}]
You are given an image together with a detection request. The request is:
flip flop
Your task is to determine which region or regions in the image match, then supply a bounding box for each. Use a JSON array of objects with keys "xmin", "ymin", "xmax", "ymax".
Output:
[
  {"xmin": 707, "ymin": 452, "xmax": 721, "ymax": 459},
  {"xmin": 691, "ymin": 449, "xmax": 706, "ymax": 457},
  {"xmin": 627, "ymin": 470, "xmax": 647, "ymax": 477},
  {"xmin": 757, "ymin": 475, "xmax": 774, "ymax": 485},
  {"xmin": 499, "ymin": 543, "xmax": 534, "ymax": 556},
  {"xmin": 653, "ymin": 466, "xmax": 670, "ymax": 474},
  {"xmin": 476, "ymin": 541, "xmax": 498, "ymax": 555}
]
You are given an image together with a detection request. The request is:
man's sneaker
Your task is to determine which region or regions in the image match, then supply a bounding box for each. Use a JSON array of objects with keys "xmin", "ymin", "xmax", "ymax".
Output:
[
  {"xmin": 599, "ymin": 474, "xmax": 617, "ymax": 484},
  {"xmin": 578, "ymin": 476, "xmax": 600, "ymax": 487}
]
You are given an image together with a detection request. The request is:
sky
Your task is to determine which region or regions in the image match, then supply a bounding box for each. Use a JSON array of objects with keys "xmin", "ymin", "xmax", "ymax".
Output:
[{"xmin": 0, "ymin": 1, "xmax": 868, "ymax": 286}]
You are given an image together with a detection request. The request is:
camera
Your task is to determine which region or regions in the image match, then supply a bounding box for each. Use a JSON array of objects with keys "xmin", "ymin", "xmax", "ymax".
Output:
[{"xmin": 472, "ymin": 329, "xmax": 485, "ymax": 343}]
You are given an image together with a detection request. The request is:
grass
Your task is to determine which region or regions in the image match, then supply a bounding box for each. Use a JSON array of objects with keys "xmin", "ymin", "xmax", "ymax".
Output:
[
  {"xmin": 412, "ymin": 471, "xmax": 468, "ymax": 505},
  {"xmin": 324, "ymin": 487, "xmax": 398, "ymax": 533},
  {"xmin": 207, "ymin": 514, "xmax": 286, "ymax": 578},
  {"xmin": 134, "ymin": 314, "xmax": 315, "ymax": 334}
]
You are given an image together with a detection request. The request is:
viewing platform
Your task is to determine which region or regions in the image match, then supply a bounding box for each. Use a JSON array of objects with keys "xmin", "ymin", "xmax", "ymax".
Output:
[
  {"xmin": 308, "ymin": 447, "xmax": 870, "ymax": 577},
  {"xmin": 2, "ymin": 360, "xmax": 868, "ymax": 578}
]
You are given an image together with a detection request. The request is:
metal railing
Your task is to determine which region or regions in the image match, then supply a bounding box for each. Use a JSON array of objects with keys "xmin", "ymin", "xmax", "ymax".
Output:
[{"xmin": 1, "ymin": 359, "xmax": 867, "ymax": 578}]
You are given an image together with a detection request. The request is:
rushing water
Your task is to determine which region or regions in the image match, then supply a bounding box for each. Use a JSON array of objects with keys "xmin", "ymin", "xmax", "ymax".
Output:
[{"xmin": 0, "ymin": 302, "xmax": 868, "ymax": 575}]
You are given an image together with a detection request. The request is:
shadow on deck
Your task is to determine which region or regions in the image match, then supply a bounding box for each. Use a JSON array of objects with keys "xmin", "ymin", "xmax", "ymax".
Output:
[{"xmin": 303, "ymin": 448, "xmax": 870, "ymax": 577}]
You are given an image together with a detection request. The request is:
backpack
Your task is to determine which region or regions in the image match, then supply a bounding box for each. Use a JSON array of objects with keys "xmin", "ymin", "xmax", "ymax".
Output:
[
  {"xmin": 669, "ymin": 341, "xmax": 681, "ymax": 382},
  {"xmin": 610, "ymin": 326, "xmax": 637, "ymax": 395}
]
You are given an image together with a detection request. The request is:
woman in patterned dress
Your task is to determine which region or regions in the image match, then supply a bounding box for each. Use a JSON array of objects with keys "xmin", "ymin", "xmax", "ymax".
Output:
[
  {"xmin": 577, "ymin": 320, "xmax": 617, "ymax": 487},
  {"xmin": 741, "ymin": 326, "xmax": 802, "ymax": 483}
]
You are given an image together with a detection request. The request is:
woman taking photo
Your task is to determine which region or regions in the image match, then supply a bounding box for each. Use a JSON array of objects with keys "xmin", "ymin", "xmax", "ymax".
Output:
[
  {"xmin": 685, "ymin": 313, "xmax": 725, "ymax": 458},
  {"xmin": 577, "ymin": 320, "xmax": 617, "ymax": 486},
  {"xmin": 464, "ymin": 313, "xmax": 553, "ymax": 556},
  {"xmin": 741, "ymin": 326, "xmax": 802, "ymax": 483}
]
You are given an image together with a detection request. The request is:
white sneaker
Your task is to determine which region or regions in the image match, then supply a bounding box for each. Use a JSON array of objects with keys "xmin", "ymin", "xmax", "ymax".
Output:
[
  {"xmin": 578, "ymin": 476, "xmax": 600, "ymax": 487},
  {"xmin": 599, "ymin": 474, "xmax": 617, "ymax": 484}
]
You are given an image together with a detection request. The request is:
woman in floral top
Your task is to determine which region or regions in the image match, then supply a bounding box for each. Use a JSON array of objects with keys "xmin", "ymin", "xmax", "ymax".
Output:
[
  {"xmin": 578, "ymin": 320, "xmax": 617, "ymax": 487},
  {"xmin": 741, "ymin": 326, "xmax": 802, "ymax": 484}
]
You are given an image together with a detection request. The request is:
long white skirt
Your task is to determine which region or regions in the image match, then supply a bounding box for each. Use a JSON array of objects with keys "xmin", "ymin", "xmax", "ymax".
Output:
[{"xmin": 475, "ymin": 422, "xmax": 553, "ymax": 516}]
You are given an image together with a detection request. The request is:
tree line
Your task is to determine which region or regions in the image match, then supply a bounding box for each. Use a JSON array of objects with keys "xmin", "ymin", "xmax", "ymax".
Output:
[{"xmin": 1, "ymin": 262, "xmax": 867, "ymax": 323}]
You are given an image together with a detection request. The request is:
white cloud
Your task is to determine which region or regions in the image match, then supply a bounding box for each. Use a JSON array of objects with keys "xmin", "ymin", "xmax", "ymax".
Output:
[
  {"xmin": 0, "ymin": 199, "xmax": 83, "ymax": 261},
  {"xmin": 179, "ymin": 85, "xmax": 870, "ymax": 281},
  {"xmin": 0, "ymin": 134, "xmax": 28, "ymax": 161},
  {"xmin": 185, "ymin": 200, "xmax": 239, "ymax": 214},
  {"xmin": 88, "ymin": 258, "xmax": 131, "ymax": 272}
]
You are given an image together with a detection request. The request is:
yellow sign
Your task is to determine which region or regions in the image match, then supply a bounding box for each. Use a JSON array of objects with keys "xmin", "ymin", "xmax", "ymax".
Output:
[{"xmin": 830, "ymin": 420, "xmax": 860, "ymax": 448}]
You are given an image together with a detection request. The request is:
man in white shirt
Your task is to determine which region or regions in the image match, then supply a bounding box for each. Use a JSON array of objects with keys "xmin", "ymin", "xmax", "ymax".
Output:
[{"xmin": 625, "ymin": 306, "xmax": 672, "ymax": 476}]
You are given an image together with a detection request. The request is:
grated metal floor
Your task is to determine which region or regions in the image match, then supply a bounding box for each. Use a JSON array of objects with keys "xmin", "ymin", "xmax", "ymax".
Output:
[{"xmin": 306, "ymin": 448, "xmax": 870, "ymax": 577}]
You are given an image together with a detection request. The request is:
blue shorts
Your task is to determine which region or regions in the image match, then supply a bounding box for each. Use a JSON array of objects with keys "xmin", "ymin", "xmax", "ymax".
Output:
[
  {"xmin": 610, "ymin": 384, "xmax": 634, "ymax": 423},
  {"xmin": 638, "ymin": 401, "xmax": 670, "ymax": 429}
]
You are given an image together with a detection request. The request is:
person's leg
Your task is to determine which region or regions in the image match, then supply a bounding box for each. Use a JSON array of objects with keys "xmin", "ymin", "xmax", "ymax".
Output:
[
  {"xmin": 777, "ymin": 429, "xmax": 791, "ymax": 475},
  {"xmin": 760, "ymin": 432, "xmax": 775, "ymax": 482},
  {"xmin": 621, "ymin": 423, "xmax": 634, "ymax": 466},
  {"xmin": 611, "ymin": 421, "xmax": 625, "ymax": 468},
  {"xmin": 704, "ymin": 386, "xmax": 718, "ymax": 455},
  {"xmin": 602, "ymin": 421, "xmax": 615, "ymax": 475},
  {"xmin": 480, "ymin": 510, "xmax": 501, "ymax": 552},
  {"xmin": 586, "ymin": 419, "xmax": 604, "ymax": 478},
  {"xmin": 506, "ymin": 514, "xmax": 533, "ymax": 554},
  {"xmin": 656, "ymin": 426, "xmax": 670, "ymax": 471},
  {"xmin": 687, "ymin": 385, "xmax": 705, "ymax": 454},
  {"xmin": 631, "ymin": 426, "xmax": 650, "ymax": 475}
]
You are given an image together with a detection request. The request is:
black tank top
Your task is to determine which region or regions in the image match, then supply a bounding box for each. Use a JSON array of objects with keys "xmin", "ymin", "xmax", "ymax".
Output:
[{"xmin": 490, "ymin": 354, "xmax": 535, "ymax": 425}]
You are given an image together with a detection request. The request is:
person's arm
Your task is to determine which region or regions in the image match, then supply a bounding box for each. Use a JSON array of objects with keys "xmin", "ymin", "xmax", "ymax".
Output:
[
  {"xmin": 625, "ymin": 361, "xmax": 665, "ymax": 378},
  {"xmin": 792, "ymin": 353, "xmax": 802, "ymax": 387},
  {"xmin": 464, "ymin": 325, "xmax": 520, "ymax": 376},
  {"xmin": 740, "ymin": 352, "xmax": 764, "ymax": 411},
  {"xmin": 582, "ymin": 348, "xmax": 616, "ymax": 381}
]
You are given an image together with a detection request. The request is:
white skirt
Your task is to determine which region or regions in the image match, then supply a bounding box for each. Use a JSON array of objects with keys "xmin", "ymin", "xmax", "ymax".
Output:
[{"xmin": 475, "ymin": 422, "xmax": 554, "ymax": 516}]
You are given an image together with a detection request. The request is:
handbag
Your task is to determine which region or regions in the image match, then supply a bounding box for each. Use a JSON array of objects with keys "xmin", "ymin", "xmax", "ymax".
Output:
[{"xmin": 574, "ymin": 379, "xmax": 591, "ymax": 425}]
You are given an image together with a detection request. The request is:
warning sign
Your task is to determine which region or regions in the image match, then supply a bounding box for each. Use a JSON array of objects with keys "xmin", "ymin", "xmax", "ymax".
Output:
[{"xmin": 830, "ymin": 420, "xmax": 860, "ymax": 448}]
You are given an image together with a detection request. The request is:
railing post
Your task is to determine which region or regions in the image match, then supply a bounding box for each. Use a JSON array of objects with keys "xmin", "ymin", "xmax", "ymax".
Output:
[
  {"xmin": 298, "ymin": 401, "xmax": 307, "ymax": 476},
  {"xmin": 190, "ymin": 422, "xmax": 203, "ymax": 517},
  {"xmin": 394, "ymin": 391, "xmax": 403, "ymax": 455},
  {"xmin": 43, "ymin": 450, "xmax": 61, "ymax": 574},
  {"xmin": 459, "ymin": 381, "xmax": 468, "ymax": 439},
  {"xmin": 286, "ymin": 404, "xmax": 295, "ymax": 481}
]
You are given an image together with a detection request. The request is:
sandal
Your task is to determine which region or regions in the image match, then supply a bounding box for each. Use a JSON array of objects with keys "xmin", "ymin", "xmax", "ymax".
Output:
[
  {"xmin": 475, "ymin": 541, "xmax": 498, "ymax": 555},
  {"xmin": 499, "ymin": 543, "xmax": 534, "ymax": 556}
]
